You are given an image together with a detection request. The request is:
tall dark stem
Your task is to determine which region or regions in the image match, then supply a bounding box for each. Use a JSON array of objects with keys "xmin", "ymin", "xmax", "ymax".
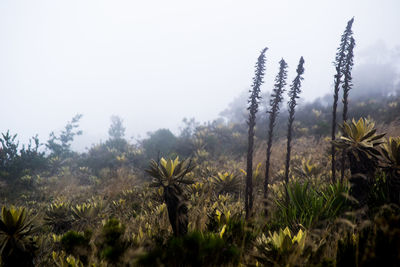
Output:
[
  {"xmin": 331, "ymin": 18, "xmax": 354, "ymax": 183},
  {"xmin": 284, "ymin": 57, "xmax": 305, "ymax": 204},
  {"xmin": 245, "ymin": 48, "xmax": 268, "ymax": 220},
  {"xmin": 340, "ymin": 37, "xmax": 355, "ymax": 182},
  {"xmin": 264, "ymin": 59, "xmax": 288, "ymax": 215}
]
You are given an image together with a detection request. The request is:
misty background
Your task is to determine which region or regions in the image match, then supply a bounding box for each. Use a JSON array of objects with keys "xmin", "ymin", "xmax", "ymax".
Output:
[{"xmin": 1, "ymin": 0, "xmax": 399, "ymax": 150}]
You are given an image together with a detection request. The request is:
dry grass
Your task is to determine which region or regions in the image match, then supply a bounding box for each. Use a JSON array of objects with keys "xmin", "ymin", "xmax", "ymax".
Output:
[
  {"xmin": 378, "ymin": 120, "xmax": 400, "ymax": 138},
  {"xmin": 96, "ymin": 167, "xmax": 141, "ymax": 199},
  {"xmin": 251, "ymin": 136, "xmax": 330, "ymax": 184}
]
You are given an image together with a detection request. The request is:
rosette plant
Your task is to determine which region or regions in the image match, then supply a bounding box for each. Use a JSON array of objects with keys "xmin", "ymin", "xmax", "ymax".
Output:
[
  {"xmin": 0, "ymin": 206, "xmax": 37, "ymax": 267},
  {"xmin": 255, "ymin": 227, "xmax": 306, "ymax": 266},
  {"xmin": 212, "ymin": 172, "xmax": 241, "ymax": 196},
  {"xmin": 146, "ymin": 157, "xmax": 194, "ymax": 236},
  {"xmin": 333, "ymin": 118, "xmax": 385, "ymax": 204},
  {"xmin": 381, "ymin": 137, "xmax": 400, "ymax": 204}
]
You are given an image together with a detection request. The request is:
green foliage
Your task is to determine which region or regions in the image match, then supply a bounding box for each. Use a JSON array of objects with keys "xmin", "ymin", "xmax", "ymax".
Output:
[
  {"xmin": 84, "ymin": 140, "xmax": 142, "ymax": 176},
  {"xmin": 240, "ymin": 162, "xmax": 263, "ymax": 188},
  {"xmin": 292, "ymin": 158, "xmax": 322, "ymax": 180},
  {"xmin": 273, "ymin": 180, "xmax": 350, "ymax": 229},
  {"xmin": 255, "ymin": 227, "xmax": 306, "ymax": 266},
  {"xmin": 137, "ymin": 231, "xmax": 240, "ymax": 267},
  {"xmin": 382, "ymin": 137, "xmax": 400, "ymax": 169},
  {"xmin": 367, "ymin": 172, "xmax": 390, "ymax": 209},
  {"xmin": 336, "ymin": 204, "xmax": 400, "ymax": 267},
  {"xmin": 176, "ymin": 117, "xmax": 200, "ymax": 157},
  {"xmin": 108, "ymin": 115, "xmax": 126, "ymax": 140},
  {"xmin": 381, "ymin": 137, "xmax": 400, "ymax": 204},
  {"xmin": 211, "ymin": 172, "xmax": 241, "ymax": 196},
  {"xmin": 146, "ymin": 157, "xmax": 194, "ymax": 187},
  {"xmin": 52, "ymin": 250, "xmax": 84, "ymax": 267},
  {"xmin": 71, "ymin": 202, "xmax": 101, "ymax": 229},
  {"xmin": 334, "ymin": 118, "xmax": 385, "ymax": 166},
  {"xmin": 321, "ymin": 180, "xmax": 351, "ymax": 214},
  {"xmin": 188, "ymin": 181, "xmax": 207, "ymax": 196},
  {"xmin": 95, "ymin": 218, "xmax": 127, "ymax": 264},
  {"xmin": 0, "ymin": 206, "xmax": 37, "ymax": 267},
  {"xmin": 204, "ymin": 197, "xmax": 254, "ymax": 253},
  {"xmin": 44, "ymin": 201, "xmax": 73, "ymax": 234},
  {"xmin": 141, "ymin": 128, "xmax": 178, "ymax": 160},
  {"xmin": 220, "ymin": 215, "xmax": 255, "ymax": 250},
  {"xmin": 1, "ymin": 21, "xmax": 400, "ymax": 267},
  {"xmin": 0, "ymin": 131, "xmax": 19, "ymax": 181},
  {"xmin": 46, "ymin": 114, "xmax": 83, "ymax": 160},
  {"xmin": 334, "ymin": 118, "xmax": 385, "ymax": 204},
  {"xmin": 60, "ymin": 230, "xmax": 92, "ymax": 265},
  {"xmin": 146, "ymin": 156, "xmax": 195, "ymax": 236},
  {"xmin": 334, "ymin": 117, "xmax": 384, "ymax": 175},
  {"xmin": 0, "ymin": 131, "xmax": 47, "ymax": 185}
]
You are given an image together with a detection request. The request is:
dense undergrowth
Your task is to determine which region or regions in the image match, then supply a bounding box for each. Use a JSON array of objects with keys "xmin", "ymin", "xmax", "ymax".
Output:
[
  {"xmin": 1, "ymin": 113, "xmax": 399, "ymax": 266},
  {"xmin": 1, "ymin": 19, "xmax": 400, "ymax": 266}
]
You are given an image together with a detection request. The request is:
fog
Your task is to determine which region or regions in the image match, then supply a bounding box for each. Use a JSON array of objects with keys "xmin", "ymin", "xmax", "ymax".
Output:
[{"xmin": 1, "ymin": 0, "xmax": 399, "ymax": 150}]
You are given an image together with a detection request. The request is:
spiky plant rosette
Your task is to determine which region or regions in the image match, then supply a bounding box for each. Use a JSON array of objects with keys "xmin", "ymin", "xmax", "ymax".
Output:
[
  {"xmin": 333, "ymin": 118, "xmax": 385, "ymax": 162},
  {"xmin": 380, "ymin": 137, "xmax": 400, "ymax": 174},
  {"xmin": 380, "ymin": 137, "xmax": 400, "ymax": 203},
  {"xmin": 211, "ymin": 172, "xmax": 241, "ymax": 196},
  {"xmin": 146, "ymin": 157, "xmax": 195, "ymax": 188},
  {"xmin": 0, "ymin": 206, "xmax": 37, "ymax": 258}
]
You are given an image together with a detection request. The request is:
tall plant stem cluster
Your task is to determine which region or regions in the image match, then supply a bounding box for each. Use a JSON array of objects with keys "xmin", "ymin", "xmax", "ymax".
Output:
[
  {"xmin": 264, "ymin": 59, "xmax": 288, "ymax": 214},
  {"xmin": 245, "ymin": 47, "xmax": 268, "ymax": 220},
  {"xmin": 284, "ymin": 57, "xmax": 305, "ymax": 203},
  {"xmin": 331, "ymin": 18, "xmax": 354, "ymax": 183},
  {"xmin": 340, "ymin": 36, "xmax": 356, "ymax": 182}
]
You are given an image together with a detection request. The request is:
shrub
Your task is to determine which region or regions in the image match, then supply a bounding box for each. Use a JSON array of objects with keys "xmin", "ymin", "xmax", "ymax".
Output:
[
  {"xmin": 0, "ymin": 131, "xmax": 47, "ymax": 186},
  {"xmin": 136, "ymin": 231, "xmax": 240, "ymax": 267},
  {"xmin": 380, "ymin": 137, "xmax": 400, "ymax": 204},
  {"xmin": 254, "ymin": 227, "xmax": 306, "ymax": 266},
  {"xmin": 95, "ymin": 218, "xmax": 127, "ymax": 264},
  {"xmin": 44, "ymin": 202, "xmax": 73, "ymax": 234},
  {"xmin": 273, "ymin": 180, "xmax": 350, "ymax": 230},
  {"xmin": 60, "ymin": 230, "xmax": 92, "ymax": 265},
  {"xmin": 141, "ymin": 129, "xmax": 178, "ymax": 161},
  {"xmin": 336, "ymin": 204, "xmax": 400, "ymax": 266}
]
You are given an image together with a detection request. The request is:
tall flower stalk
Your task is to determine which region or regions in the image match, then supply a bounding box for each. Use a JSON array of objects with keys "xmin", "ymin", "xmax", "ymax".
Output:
[
  {"xmin": 264, "ymin": 59, "xmax": 288, "ymax": 214},
  {"xmin": 331, "ymin": 18, "xmax": 354, "ymax": 183},
  {"xmin": 340, "ymin": 36, "xmax": 355, "ymax": 182},
  {"xmin": 284, "ymin": 57, "xmax": 305, "ymax": 203},
  {"xmin": 245, "ymin": 47, "xmax": 268, "ymax": 220}
]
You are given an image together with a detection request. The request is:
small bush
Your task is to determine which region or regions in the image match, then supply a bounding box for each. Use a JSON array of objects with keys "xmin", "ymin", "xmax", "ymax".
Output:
[
  {"xmin": 137, "ymin": 231, "xmax": 240, "ymax": 267},
  {"xmin": 60, "ymin": 230, "xmax": 92, "ymax": 265},
  {"xmin": 95, "ymin": 218, "xmax": 127, "ymax": 264},
  {"xmin": 336, "ymin": 204, "xmax": 400, "ymax": 266},
  {"xmin": 272, "ymin": 180, "xmax": 350, "ymax": 230}
]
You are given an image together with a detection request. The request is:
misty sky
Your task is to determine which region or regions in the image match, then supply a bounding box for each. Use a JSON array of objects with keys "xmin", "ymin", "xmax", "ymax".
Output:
[{"xmin": 1, "ymin": 0, "xmax": 399, "ymax": 150}]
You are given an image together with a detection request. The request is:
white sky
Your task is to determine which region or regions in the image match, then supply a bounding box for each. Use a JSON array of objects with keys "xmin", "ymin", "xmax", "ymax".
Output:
[{"xmin": 1, "ymin": 0, "xmax": 399, "ymax": 149}]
